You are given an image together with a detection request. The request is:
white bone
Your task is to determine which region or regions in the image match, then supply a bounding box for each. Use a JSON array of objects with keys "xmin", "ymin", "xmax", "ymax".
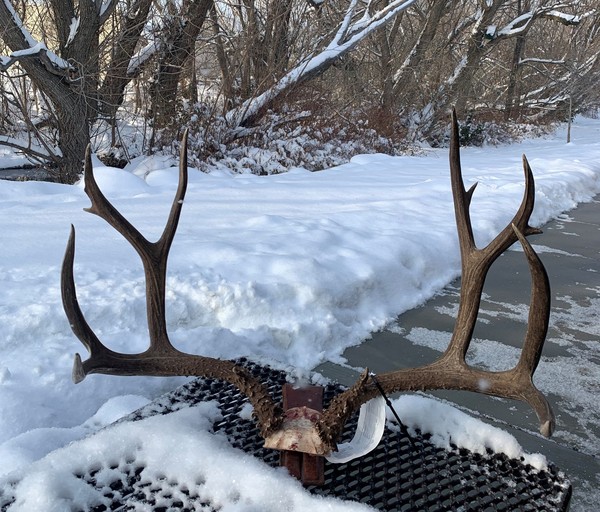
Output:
[{"xmin": 325, "ymin": 395, "xmax": 386, "ymax": 464}]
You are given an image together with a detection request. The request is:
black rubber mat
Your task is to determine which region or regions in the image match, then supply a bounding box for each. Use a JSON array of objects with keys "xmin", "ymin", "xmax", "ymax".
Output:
[{"xmin": 0, "ymin": 359, "xmax": 571, "ymax": 511}]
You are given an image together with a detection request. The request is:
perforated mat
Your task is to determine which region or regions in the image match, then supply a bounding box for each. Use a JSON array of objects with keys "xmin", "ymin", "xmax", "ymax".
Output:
[{"xmin": 0, "ymin": 359, "xmax": 571, "ymax": 511}]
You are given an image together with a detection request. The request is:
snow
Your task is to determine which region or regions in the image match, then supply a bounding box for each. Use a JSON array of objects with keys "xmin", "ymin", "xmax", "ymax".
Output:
[
  {"xmin": 127, "ymin": 40, "xmax": 158, "ymax": 76},
  {"xmin": 66, "ymin": 17, "xmax": 80, "ymax": 47},
  {"xmin": 1, "ymin": 405, "xmax": 374, "ymax": 512},
  {"xmin": 388, "ymin": 396, "xmax": 548, "ymax": 470},
  {"xmin": 1, "ymin": 116, "xmax": 600, "ymax": 509}
]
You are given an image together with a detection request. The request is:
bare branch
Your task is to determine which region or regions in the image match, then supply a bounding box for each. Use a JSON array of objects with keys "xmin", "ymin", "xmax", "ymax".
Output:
[
  {"xmin": 0, "ymin": 135, "xmax": 58, "ymax": 161},
  {"xmin": 225, "ymin": 0, "xmax": 418, "ymax": 129}
]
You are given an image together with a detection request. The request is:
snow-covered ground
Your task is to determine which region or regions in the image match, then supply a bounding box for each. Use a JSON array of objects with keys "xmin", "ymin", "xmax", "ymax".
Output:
[{"xmin": 0, "ymin": 117, "xmax": 599, "ymax": 510}]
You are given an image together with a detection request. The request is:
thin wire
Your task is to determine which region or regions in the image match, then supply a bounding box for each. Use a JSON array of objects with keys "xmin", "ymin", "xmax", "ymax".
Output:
[{"xmin": 370, "ymin": 372, "xmax": 415, "ymax": 446}]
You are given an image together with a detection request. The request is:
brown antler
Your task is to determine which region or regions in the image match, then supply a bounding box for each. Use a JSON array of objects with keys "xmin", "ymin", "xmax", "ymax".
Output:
[
  {"xmin": 63, "ymin": 111, "xmax": 555, "ymax": 460},
  {"xmin": 61, "ymin": 132, "xmax": 282, "ymax": 439},
  {"xmin": 316, "ymin": 108, "xmax": 554, "ymax": 452}
]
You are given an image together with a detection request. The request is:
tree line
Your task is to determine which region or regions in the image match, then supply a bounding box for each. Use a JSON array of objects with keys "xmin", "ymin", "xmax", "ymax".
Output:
[{"xmin": 0, "ymin": 0, "xmax": 598, "ymax": 183}]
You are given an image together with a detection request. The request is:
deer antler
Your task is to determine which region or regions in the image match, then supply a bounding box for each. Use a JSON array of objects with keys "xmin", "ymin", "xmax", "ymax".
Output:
[
  {"xmin": 63, "ymin": 112, "xmax": 555, "ymax": 460},
  {"xmin": 315, "ymin": 109, "xmax": 554, "ymax": 452},
  {"xmin": 61, "ymin": 132, "xmax": 282, "ymax": 439}
]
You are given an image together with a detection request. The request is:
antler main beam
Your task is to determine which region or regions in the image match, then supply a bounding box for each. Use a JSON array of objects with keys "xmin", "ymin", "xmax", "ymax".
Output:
[{"xmin": 61, "ymin": 133, "xmax": 282, "ymax": 438}]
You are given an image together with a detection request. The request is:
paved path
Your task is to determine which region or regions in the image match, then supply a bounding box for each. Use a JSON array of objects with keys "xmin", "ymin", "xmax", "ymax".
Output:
[{"xmin": 316, "ymin": 196, "xmax": 600, "ymax": 512}]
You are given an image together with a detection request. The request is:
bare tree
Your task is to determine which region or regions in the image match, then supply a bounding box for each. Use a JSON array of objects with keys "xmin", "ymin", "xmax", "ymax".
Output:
[
  {"xmin": 99, "ymin": 0, "xmax": 154, "ymax": 120},
  {"xmin": 2, "ymin": 0, "xmax": 598, "ymax": 177},
  {"xmin": 1, "ymin": 1, "xmax": 103, "ymax": 181},
  {"xmin": 0, "ymin": 0, "xmax": 157, "ymax": 182},
  {"xmin": 391, "ymin": 0, "xmax": 448, "ymax": 105},
  {"xmin": 377, "ymin": 0, "xmax": 584, "ymax": 140},
  {"xmin": 148, "ymin": 0, "xmax": 213, "ymax": 136},
  {"xmin": 517, "ymin": 7, "xmax": 600, "ymax": 120},
  {"xmin": 210, "ymin": 0, "xmax": 299, "ymax": 108}
]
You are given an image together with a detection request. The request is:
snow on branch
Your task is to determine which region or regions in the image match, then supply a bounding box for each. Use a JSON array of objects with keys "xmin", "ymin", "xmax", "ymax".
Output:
[
  {"xmin": 540, "ymin": 10, "xmax": 581, "ymax": 26},
  {"xmin": 523, "ymin": 52, "xmax": 598, "ymax": 102},
  {"xmin": 494, "ymin": 6, "xmax": 580, "ymax": 40},
  {"xmin": 0, "ymin": 43, "xmax": 72, "ymax": 75},
  {"xmin": 225, "ymin": 0, "xmax": 417, "ymax": 130},
  {"xmin": 97, "ymin": 0, "xmax": 118, "ymax": 24},
  {"xmin": 1, "ymin": 0, "xmax": 36, "ymax": 47},
  {"xmin": 0, "ymin": 0, "xmax": 72, "ymax": 74},
  {"xmin": 519, "ymin": 57, "xmax": 566, "ymax": 65},
  {"xmin": 496, "ymin": 12, "xmax": 534, "ymax": 37},
  {"xmin": 0, "ymin": 135, "xmax": 59, "ymax": 161},
  {"xmin": 99, "ymin": 0, "xmax": 115, "ymax": 18},
  {"xmin": 66, "ymin": 17, "xmax": 81, "ymax": 47},
  {"xmin": 127, "ymin": 40, "xmax": 159, "ymax": 76}
]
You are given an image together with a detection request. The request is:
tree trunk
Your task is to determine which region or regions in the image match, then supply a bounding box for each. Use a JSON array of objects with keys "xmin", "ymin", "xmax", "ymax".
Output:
[
  {"xmin": 264, "ymin": 0, "xmax": 293, "ymax": 86},
  {"xmin": 150, "ymin": 0, "xmax": 213, "ymax": 133},
  {"xmin": 0, "ymin": 0, "xmax": 121, "ymax": 183},
  {"xmin": 377, "ymin": 13, "xmax": 403, "ymax": 115},
  {"xmin": 504, "ymin": 33, "xmax": 526, "ymax": 120},
  {"xmin": 417, "ymin": 0, "xmax": 504, "ymax": 139},
  {"xmin": 55, "ymin": 98, "xmax": 90, "ymax": 183},
  {"xmin": 225, "ymin": 0, "xmax": 419, "ymax": 130},
  {"xmin": 210, "ymin": 4, "xmax": 235, "ymax": 110},
  {"xmin": 99, "ymin": 0, "xmax": 154, "ymax": 119},
  {"xmin": 451, "ymin": 2, "xmax": 503, "ymax": 114},
  {"xmin": 0, "ymin": 0, "xmax": 93, "ymax": 182},
  {"xmin": 392, "ymin": 0, "xmax": 447, "ymax": 99}
]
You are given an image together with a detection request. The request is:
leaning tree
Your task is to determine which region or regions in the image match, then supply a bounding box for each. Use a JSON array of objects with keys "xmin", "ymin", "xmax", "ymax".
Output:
[{"xmin": 0, "ymin": 0, "xmax": 155, "ymax": 182}]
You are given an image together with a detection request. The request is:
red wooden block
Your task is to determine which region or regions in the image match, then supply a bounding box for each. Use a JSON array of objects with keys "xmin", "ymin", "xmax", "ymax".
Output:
[{"xmin": 280, "ymin": 450, "xmax": 303, "ymax": 481}]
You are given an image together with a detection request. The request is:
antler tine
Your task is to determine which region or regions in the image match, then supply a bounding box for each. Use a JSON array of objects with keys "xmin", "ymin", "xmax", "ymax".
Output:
[
  {"xmin": 158, "ymin": 129, "xmax": 189, "ymax": 255},
  {"xmin": 450, "ymin": 109, "xmax": 541, "ymax": 257},
  {"xmin": 512, "ymin": 224, "xmax": 550, "ymax": 375},
  {"xmin": 483, "ymin": 153, "xmax": 541, "ymax": 261},
  {"xmin": 83, "ymin": 145, "xmax": 151, "ymax": 260},
  {"xmin": 61, "ymin": 225, "xmax": 125, "ymax": 383},
  {"xmin": 510, "ymin": 223, "xmax": 555, "ymax": 436},
  {"xmin": 450, "ymin": 107, "xmax": 478, "ymax": 255}
]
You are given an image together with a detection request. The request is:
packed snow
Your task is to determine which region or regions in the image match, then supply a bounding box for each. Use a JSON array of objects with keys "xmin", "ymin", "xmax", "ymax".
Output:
[{"xmin": 1, "ymin": 116, "xmax": 599, "ymax": 510}]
